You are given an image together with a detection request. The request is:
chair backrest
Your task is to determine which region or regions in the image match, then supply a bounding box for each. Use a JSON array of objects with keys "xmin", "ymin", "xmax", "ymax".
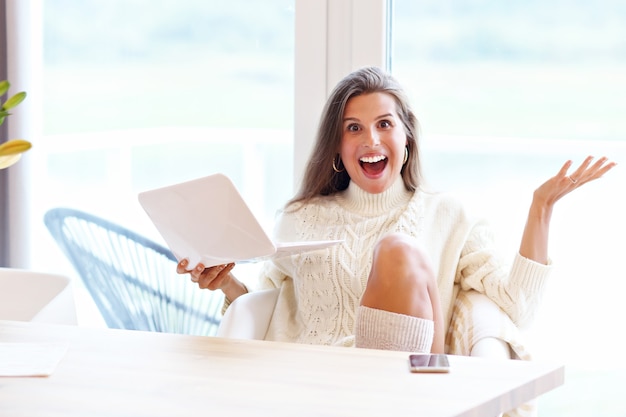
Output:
[
  {"xmin": 44, "ymin": 207, "xmax": 223, "ymax": 336},
  {"xmin": 217, "ymin": 288, "xmax": 279, "ymax": 340}
]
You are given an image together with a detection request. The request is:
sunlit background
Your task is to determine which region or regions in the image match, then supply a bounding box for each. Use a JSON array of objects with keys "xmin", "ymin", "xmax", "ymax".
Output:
[{"xmin": 9, "ymin": 1, "xmax": 626, "ymax": 415}]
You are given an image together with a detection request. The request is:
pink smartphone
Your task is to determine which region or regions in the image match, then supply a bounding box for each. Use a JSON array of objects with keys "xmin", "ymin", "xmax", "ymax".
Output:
[{"xmin": 408, "ymin": 354, "xmax": 450, "ymax": 373}]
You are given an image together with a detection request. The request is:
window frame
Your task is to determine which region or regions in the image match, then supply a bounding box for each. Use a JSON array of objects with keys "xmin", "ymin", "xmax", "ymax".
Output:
[
  {"xmin": 293, "ymin": 0, "xmax": 388, "ymax": 186},
  {"xmin": 4, "ymin": 0, "xmax": 43, "ymax": 267}
]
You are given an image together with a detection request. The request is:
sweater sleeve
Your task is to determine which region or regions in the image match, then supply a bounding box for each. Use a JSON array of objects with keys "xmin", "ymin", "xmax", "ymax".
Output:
[
  {"xmin": 258, "ymin": 261, "xmax": 288, "ymax": 290},
  {"xmin": 456, "ymin": 219, "xmax": 553, "ymax": 329}
]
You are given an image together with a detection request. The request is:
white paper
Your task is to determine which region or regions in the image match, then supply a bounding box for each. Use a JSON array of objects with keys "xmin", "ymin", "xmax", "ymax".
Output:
[
  {"xmin": 274, "ymin": 240, "xmax": 344, "ymax": 257},
  {"xmin": 139, "ymin": 174, "xmax": 344, "ymax": 268},
  {"xmin": 0, "ymin": 342, "xmax": 69, "ymax": 377}
]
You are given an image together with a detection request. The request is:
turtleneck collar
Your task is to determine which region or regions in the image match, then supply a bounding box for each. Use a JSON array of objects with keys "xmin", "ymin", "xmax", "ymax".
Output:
[{"xmin": 337, "ymin": 177, "xmax": 413, "ymax": 215}]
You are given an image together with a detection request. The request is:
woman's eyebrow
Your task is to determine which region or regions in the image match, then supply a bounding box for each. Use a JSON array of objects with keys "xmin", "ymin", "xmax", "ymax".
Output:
[{"xmin": 343, "ymin": 113, "xmax": 394, "ymax": 123}]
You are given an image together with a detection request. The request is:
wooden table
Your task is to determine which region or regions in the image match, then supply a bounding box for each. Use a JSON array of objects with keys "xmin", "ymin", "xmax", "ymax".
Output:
[{"xmin": 0, "ymin": 320, "xmax": 563, "ymax": 417}]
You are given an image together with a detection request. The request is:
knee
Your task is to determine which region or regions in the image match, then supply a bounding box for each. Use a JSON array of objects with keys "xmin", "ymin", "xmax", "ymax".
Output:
[
  {"xmin": 373, "ymin": 232, "xmax": 419, "ymax": 258},
  {"xmin": 363, "ymin": 233, "xmax": 439, "ymax": 320},
  {"xmin": 370, "ymin": 233, "xmax": 435, "ymax": 286}
]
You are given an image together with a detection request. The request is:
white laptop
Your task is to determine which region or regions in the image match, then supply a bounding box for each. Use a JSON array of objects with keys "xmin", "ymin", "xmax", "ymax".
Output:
[{"xmin": 138, "ymin": 173, "xmax": 342, "ymax": 268}]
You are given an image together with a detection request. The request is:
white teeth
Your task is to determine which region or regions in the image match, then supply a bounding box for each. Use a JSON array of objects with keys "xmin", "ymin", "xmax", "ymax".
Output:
[{"xmin": 360, "ymin": 155, "xmax": 387, "ymax": 163}]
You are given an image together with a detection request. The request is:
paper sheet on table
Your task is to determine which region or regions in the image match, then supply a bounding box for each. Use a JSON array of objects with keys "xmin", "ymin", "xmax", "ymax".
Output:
[{"xmin": 0, "ymin": 342, "xmax": 68, "ymax": 377}]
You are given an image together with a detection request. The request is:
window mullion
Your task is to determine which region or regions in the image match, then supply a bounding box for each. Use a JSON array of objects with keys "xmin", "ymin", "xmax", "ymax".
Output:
[{"xmin": 293, "ymin": 0, "xmax": 388, "ymax": 187}]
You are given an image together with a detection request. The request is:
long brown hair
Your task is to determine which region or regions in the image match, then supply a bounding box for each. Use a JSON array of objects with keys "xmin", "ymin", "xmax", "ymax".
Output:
[{"xmin": 289, "ymin": 66, "xmax": 423, "ymax": 206}]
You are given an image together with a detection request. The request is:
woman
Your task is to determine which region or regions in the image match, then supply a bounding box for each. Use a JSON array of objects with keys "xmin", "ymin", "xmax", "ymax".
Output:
[{"xmin": 178, "ymin": 66, "xmax": 615, "ymax": 355}]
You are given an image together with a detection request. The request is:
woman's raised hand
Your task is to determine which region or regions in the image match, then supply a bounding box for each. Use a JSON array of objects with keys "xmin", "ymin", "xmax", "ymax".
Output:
[
  {"xmin": 519, "ymin": 156, "xmax": 616, "ymax": 264},
  {"xmin": 533, "ymin": 156, "xmax": 616, "ymax": 207},
  {"xmin": 176, "ymin": 259, "xmax": 236, "ymax": 291}
]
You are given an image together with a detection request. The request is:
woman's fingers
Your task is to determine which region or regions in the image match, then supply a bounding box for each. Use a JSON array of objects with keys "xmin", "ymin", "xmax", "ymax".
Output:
[
  {"xmin": 176, "ymin": 258, "xmax": 192, "ymax": 274},
  {"xmin": 568, "ymin": 156, "xmax": 615, "ymax": 186},
  {"xmin": 534, "ymin": 156, "xmax": 616, "ymax": 207},
  {"xmin": 176, "ymin": 259, "xmax": 218, "ymax": 283},
  {"xmin": 176, "ymin": 258, "xmax": 237, "ymax": 291},
  {"xmin": 588, "ymin": 157, "xmax": 616, "ymax": 180},
  {"xmin": 178, "ymin": 261, "xmax": 236, "ymax": 290},
  {"xmin": 203, "ymin": 263, "xmax": 236, "ymax": 290}
]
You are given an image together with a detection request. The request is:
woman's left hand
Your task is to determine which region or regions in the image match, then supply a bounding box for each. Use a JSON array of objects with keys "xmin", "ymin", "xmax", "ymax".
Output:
[
  {"xmin": 519, "ymin": 155, "xmax": 616, "ymax": 264},
  {"xmin": 533, "ymin": 156, "xmax": 616, "ymax": 208}
]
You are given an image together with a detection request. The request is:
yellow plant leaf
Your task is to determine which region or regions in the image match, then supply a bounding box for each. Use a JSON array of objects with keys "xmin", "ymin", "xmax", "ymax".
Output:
[{"xmin": 0, "ymin": 139, "xmax": 32, "ymax": 156}]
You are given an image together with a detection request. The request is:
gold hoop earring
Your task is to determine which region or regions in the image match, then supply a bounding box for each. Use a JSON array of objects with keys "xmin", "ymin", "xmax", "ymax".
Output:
[
  {"xmin": 332, "ymin": 155, "xmax": 344, "ymax": 173},
  {"xmin": 403, "ymin": 147, "xmax": 409, "ymax": 165}
]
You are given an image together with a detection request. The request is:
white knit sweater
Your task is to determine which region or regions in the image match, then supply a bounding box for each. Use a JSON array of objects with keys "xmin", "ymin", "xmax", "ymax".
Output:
[{"xmin": 258, "ymin": 178, "xmax": 552, "ymax": 347}]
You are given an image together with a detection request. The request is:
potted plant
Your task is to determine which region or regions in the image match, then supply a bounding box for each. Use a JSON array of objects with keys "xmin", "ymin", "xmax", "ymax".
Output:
[{"xmin": 0, "ymin": 80, "xmax": 30, "ymax": 169}]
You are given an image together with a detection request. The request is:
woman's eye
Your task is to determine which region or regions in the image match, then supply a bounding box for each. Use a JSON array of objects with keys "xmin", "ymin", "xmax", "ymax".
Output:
[
  {"xmin": 379, "ymin": 120, "xmax": 391, "ymax": 128},
  {"xmin": 347, "ymin": 124, "xmax": 360, "ymax": 132}
]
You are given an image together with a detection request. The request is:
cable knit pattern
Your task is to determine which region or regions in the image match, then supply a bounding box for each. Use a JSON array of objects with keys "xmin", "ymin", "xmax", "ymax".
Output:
[{"xmin": 259, "ymin": 178, "xmax": 552, "ymax": 347}]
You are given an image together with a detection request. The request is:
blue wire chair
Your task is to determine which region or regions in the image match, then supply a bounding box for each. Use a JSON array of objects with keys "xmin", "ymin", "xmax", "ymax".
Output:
[{"xmin": 44, "ymin": 207, "xmax": 223, "ymax": 336}]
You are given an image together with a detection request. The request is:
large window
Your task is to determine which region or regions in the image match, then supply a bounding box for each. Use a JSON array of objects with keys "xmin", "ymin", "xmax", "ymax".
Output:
[
  {"xmin": 34, "ymin": 1, "xmax": 294, "ymax": 283},
  {"xmin": 27, "ymin": 0, "xmax": 295, "ymax": 323},
  {"xmin": 392, "ymin": 1, "xmax": 626, "ymax": 416}
]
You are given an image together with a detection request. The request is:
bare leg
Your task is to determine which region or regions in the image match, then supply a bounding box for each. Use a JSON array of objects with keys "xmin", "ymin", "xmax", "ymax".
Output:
[{"xmin": 359, "ymin": 233, "xmax": 445, "ymax": 353}]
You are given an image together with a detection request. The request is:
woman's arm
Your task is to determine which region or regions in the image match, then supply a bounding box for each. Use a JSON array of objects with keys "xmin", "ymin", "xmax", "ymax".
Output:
[{"xmin": 519, "ymin": 156, "xmax": 616, "ymax": 264}]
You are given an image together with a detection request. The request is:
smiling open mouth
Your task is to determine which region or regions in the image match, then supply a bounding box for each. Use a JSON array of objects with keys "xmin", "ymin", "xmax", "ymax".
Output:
[{"xmin": 360, "ymin": 155, "xmax": 387, "ymax": 175}]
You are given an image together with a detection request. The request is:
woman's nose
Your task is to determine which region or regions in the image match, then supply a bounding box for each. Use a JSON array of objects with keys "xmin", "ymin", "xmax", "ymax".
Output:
[{"xmin": 364, "ymin": 129, "xmax": 381, "ymax": 146}]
